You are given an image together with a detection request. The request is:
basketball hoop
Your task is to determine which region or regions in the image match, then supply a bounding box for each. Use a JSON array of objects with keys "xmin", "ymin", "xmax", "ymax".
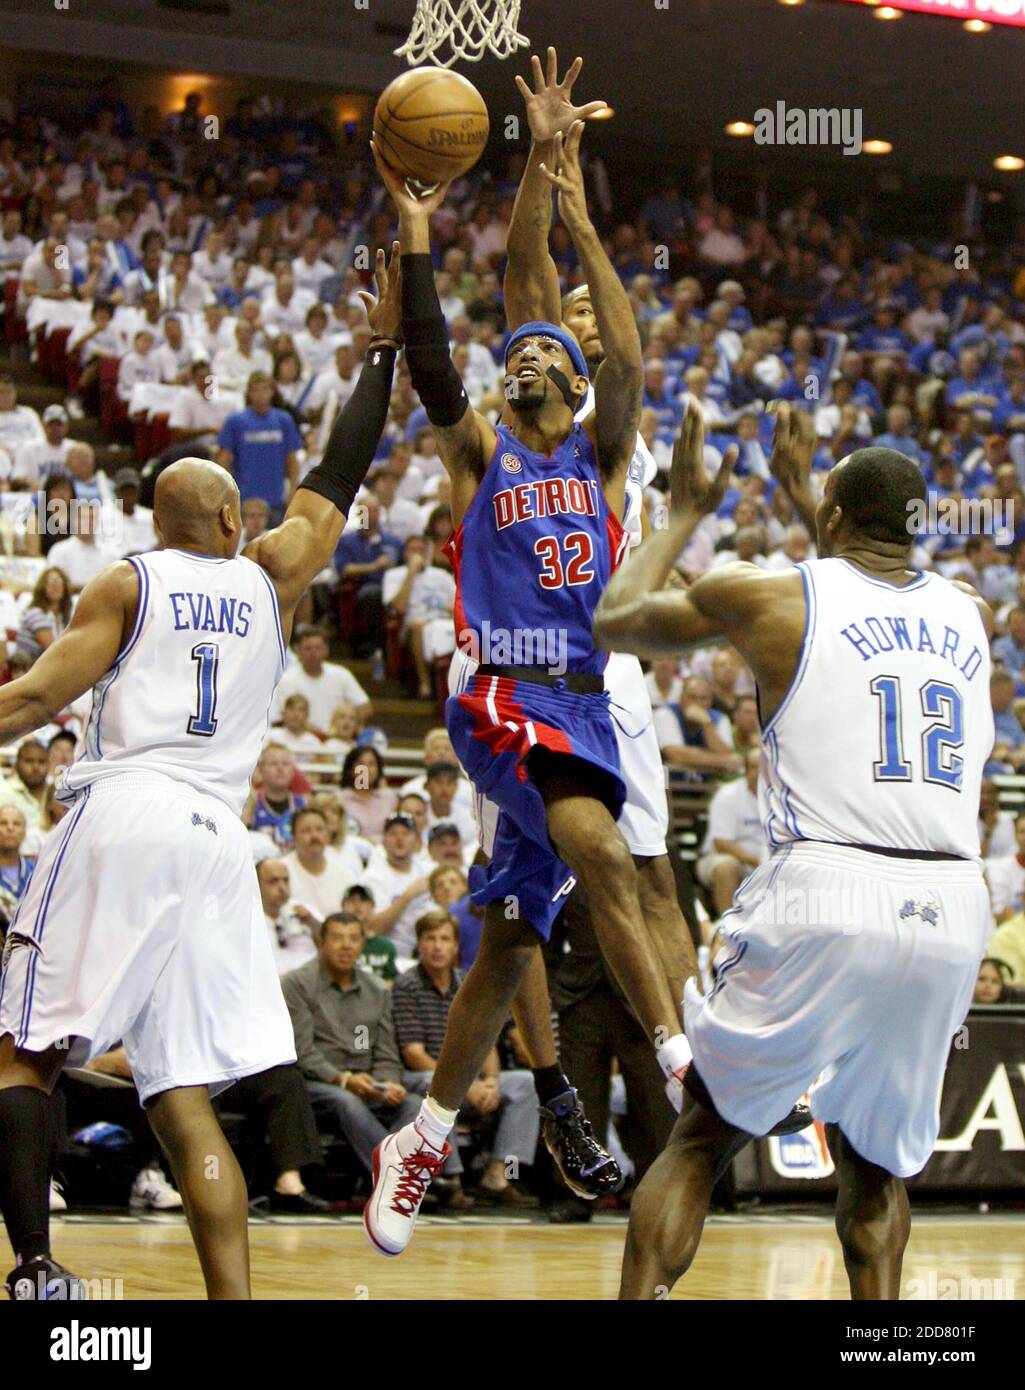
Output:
[{"xmin": 395, "ymin": 0, "xmax": 530, "ymax": 68}]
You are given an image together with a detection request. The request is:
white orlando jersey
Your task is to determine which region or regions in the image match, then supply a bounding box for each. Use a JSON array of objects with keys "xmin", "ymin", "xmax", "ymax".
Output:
[
  {"xmin": 577, "ymin": 382, "xmax": 657, "ymax": 551},
  {"xmin": 61, "ymin": 548, "xmax": 285, "ymax": 815},
  {"xmin": 761, "ymin": 558, "xmax": 992, "ymax": 859}
]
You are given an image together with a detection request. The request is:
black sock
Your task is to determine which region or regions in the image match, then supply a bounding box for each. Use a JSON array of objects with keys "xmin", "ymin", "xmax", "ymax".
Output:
[
  {"xmin": 0, "ymin": 1087, "xmax": 52, "ymax": 1263},
  {"xmin": 533, "ymin": 1066, "xmax": 572, "ymax": 1108}
]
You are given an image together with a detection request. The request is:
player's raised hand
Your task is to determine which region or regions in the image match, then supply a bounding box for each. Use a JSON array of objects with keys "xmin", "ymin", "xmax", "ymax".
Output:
[
  {"xmin": 370, "ymin": 139, "xmax": 453, "ymax": 219},
  {"xmin": 670, "ymin": 397, "xmax": 736, "ymax": 518},
  {"xmin": 514, "ymin": 47, "xmax": 609, "ymax": 144},
  {"xmin": 769, "ymin": 401, "xmax": 817, "ymax": 527},
  {"xmin": 539, "ymin": 122, "xmax": 589, "ymax": 230},
  {"xmin": 357, "ymin": 242, "xmax": 403, "ymax": 346}
]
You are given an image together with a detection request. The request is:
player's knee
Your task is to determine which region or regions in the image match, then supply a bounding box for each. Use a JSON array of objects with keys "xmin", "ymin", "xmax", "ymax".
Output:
[{"xmin": 572, "ymin": 822, "xmax": 633, "ymax": 883}]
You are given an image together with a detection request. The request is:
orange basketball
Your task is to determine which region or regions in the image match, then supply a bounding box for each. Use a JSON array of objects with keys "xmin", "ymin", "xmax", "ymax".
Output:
[{"xmin": 374, "ymin": 68, "xmax": 489, "ymax": 189}]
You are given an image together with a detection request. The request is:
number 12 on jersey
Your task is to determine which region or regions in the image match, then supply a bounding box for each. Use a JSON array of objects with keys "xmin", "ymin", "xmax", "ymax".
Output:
[
  {"xmin": 870, "ymin": 675, "xmax": 964, "ymax": 789},
  {"xmin": 188, "ymin": 642, "xmax": 220, "ymax": 737}
]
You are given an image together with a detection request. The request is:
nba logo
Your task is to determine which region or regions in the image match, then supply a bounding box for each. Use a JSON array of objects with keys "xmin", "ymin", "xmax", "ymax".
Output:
[
  {"xmin": 767, "ymin": 1102, "xmax": 834, "ymax": 1179},
  {"xmin": 501, "ymin": 452, "xmax": 522, "ymax": 474}
]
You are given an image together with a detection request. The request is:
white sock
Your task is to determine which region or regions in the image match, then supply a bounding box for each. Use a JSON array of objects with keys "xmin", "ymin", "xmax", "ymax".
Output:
[
  {"xmin": 656, "ymin": 1033, "xmax": 693, "ymax": 1080},
  {"xmin": 416, "ymin": 1095, "xmax": 457, "ymax": 1151}
]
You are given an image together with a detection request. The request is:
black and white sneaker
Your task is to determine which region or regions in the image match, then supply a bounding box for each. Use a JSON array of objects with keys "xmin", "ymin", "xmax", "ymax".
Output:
[
  {"xmin": 540, "ymin": 1088, "xmax": 624, "ymax": 1200},
  {"xmin": 5, "ymin": 1256, "xmax": 84, "ymax": 1300}
]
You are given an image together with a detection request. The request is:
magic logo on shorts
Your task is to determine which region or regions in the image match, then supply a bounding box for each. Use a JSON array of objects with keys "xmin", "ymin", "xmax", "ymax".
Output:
[{"xmin": 899, "ymin": 897, "xmax": 940, "ymax": 926}]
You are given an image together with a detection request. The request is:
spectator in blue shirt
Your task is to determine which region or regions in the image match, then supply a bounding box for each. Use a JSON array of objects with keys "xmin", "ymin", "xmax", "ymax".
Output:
[
  {"xmin": 874, "ymin": 404, "xmax": 929, "ymax": 466},
  {"xmin": 994, "ymin": 376, "xmax": 1025, "ymax": 437},
  {"xmin": 946, "ymin": 348, "xmax": 1000, "ymax": 417},
  {"xmin": 815, "ymin": 276, "xmax": 867, "ymax": 334},
  {"xmin": 334, "ymin": 496, "xmax": 402, "ymax": 657},
  {"xmin": 642, "ymin": 359, "xmax": 683, "ymax": 441},
  {"xmin": 989, "ymin": 668, "xmax": 1025, "ymax": 773},
  {"xmin": 994, "ymin": 608, "xmax": 1025, "ymax": 676},
  {"xmin": 216, "ymin": 371, "xmax": 302, "ymax": 511},
  {"xmin": 857, "ymin": 302, "xmax": 913, "ymax": 357},
  {"xmin": 838, "ymin": 351, "xmax": 882, "ymax": 417}
]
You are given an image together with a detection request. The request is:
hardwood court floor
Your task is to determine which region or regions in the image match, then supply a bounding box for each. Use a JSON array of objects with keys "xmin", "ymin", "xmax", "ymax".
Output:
[{"xmin": 31, "ymin": 1211, "xmax": 1025, "ymax": 1300}]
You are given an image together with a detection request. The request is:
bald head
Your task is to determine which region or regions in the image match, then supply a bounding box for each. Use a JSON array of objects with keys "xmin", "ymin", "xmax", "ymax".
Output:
[{"xmin": 154, "ymin": 458, "xmax": 242, "ymax": 555}]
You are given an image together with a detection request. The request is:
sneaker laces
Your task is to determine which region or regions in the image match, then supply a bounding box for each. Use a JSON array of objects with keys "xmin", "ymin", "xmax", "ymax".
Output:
[{"xmin": 390, "ymin": 1145, "xmax": 446, "ymax": 1217}]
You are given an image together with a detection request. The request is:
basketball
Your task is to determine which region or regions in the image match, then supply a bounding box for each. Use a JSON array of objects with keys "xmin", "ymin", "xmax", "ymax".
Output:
[{"xmin": 373, "ymin": 67, "xmax": 489, "ymax": 190}]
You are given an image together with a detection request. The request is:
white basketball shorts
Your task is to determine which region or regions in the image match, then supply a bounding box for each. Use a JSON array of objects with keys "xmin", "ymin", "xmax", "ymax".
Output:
[
  {"xmin": 683, "ymin": 840, "xmax": 990, "ymax": 1178},
  {"xmin": 448, "ymin": 647, "xmax": 669, "ymax": 859},
  {"xmin": 0, "ymin": 772, "xmax": 296, "ymax": 1103}
]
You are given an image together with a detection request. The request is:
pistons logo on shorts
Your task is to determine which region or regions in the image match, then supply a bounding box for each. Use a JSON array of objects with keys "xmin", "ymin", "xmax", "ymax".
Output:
[{"xmin": 500, "ymin": 452, "xmax": 523, "ymax": 474}]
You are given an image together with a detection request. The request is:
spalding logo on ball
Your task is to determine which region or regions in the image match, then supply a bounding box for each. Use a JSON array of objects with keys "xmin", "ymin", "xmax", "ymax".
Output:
[{"xmin": 374, "ymin": 67, "xmax": 490, "ymax": 192}]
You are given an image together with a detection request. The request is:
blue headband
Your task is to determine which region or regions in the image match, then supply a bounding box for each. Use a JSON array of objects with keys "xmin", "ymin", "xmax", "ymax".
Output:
[{"xmin": 504, "ymin": 321, "xmax": 589, "ymax": 382}]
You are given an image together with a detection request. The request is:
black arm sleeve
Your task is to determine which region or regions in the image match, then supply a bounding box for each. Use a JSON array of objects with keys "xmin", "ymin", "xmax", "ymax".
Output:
[
  {"xmin": 297, "ymin": 342, "xmax": 396, "ymax": 516},
  {"xmin": 401, "ymin": 252, "xmax": 469, "ymax": 428}
]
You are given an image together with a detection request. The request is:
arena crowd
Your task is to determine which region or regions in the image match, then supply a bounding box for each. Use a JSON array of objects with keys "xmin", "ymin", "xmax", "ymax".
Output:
[{"xmin": 0, "ymin": 71, "xmax": 1022, "ymax": 1216}]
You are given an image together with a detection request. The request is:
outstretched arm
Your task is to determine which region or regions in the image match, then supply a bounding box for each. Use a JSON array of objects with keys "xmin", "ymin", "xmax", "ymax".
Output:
[
  {"xmin": 504, "ymin": 49, "xmax": 607, "ymax": 330},
  {"xmin": 769, "ymin": 402, "xmax": 818, "ymax": 534},
  {"xmin": 541, "ymin": 122, "xmax": 641, "ymax": 478},
  {"xmin": 248, "ymin": 245, "xmax": 401, "ymax": 624},
  {"xmin": 371, "ymin": 144, "xmax": 496, "ymax": 526},
  {"xmin": 0, "ymin": 563, "xmax": 136, "ymax": 743},
  {"xmin": 594, "ymin": 402, "xmax": 736, "ymax": 654}
]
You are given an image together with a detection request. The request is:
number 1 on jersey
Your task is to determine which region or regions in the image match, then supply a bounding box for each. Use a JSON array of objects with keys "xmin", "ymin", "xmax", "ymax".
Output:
[{"xmin": 188, "ymin": 642, "xmax": 220, "ymax": 737}]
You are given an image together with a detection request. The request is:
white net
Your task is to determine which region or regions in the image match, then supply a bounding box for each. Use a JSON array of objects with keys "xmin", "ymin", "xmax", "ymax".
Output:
[{"xmin": 395, "ymin": 0, "xmax": 530, "ymax": 67}]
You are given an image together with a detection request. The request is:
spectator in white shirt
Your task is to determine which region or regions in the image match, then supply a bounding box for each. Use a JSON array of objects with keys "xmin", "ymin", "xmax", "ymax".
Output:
[
  {"xmin": 305, "ymin": 342, "xmax": 362, "ymax": 418},
  {"xmin": 106, "ymin": 468, "xmax": 157, "ymax": 555},
  {"xmin": 272, "ymin": 626, "xmax": 372, "ymax": 729},
  {"xmin": 117, "ymin": 329, "xmax": 161, "ymax": 403},
  {"xmin": 980, "ymin": 780, "xmax": 1016, "ymax": 861},
  {"xmin": 191, "ymin": 228, "xmax": 233, "ymax": 291},
  {"xmin": 698, "ymin": 206, "xmax": 747, "ymax": 266},
  {"xmin": 211, "ymin": 319, "xmax": 273, "ymax": 394},
  {"xmin": 385, "ymin": 535, "xmax": 456, "ymax": 698},
  {"xmin": 293, "ymin": 302, "xmax": 340, "ymax": 374},
  {"xmin": 258, "ymin": 858, "xmax": 319, "ymax": 975},
  {"xmin": 66, "ymin": 441, "xmax": 114, "ymax": 507},
  {"xmin": 0, "ymin": 208, "xmax": 31, "ymax": 272},
  {"xmin": 0, "ymin": 377, "xmax": 43, "ymax": 460},
  {"xmin": 261, "ymin": 270, "xmax": 315, "ymax": 338},
  {"xmin": 986, "ymin": 814, "xmax": 1025, "ymax": 923},
  {"xmin": 18, "ymin": 236, "xmax": 72, "ymax": 308},
  {"xmin": 291, "ymin": 236, "xmax": 334, "ymax": 296},
  {"xmin": 155, "ymin": 314, "xmax": 194, "ymax": 383},
  {"xmin": 364, "ymin": 813, "xmax": 433, "ymax": 958},
  {"xmin": 162, "ymin": 250, "xmax": 208, "ymax": 314},
  {"xmin": 696, "ymin": 750, "xmax": 766, "ymax": 918},
  {"xmin": 399, "ymin": 728, "xmax": 475, "ymax": 817},
  {"xmin": 283, "ymin": 807, "xmax": 364, "ymax": 926},
  {"xmin": 645, "ymin": 656, "xmax": 685, "ymax": 710},
  {"xmin": 764, "ymin": 524, "xmax": 813, "ymax": 571},
  {"xmin": 168, "ymin": 358, "xmax": 233, "ymax": 449},
  {"xmin": 192, "ymin": 302, "xmax": 236, "ymax": 361},
  {"xmin": 13, "ymin": 404, "xmax": 73, "ymax": 489},
  {"xmin": 449, "ymin": 316, "xmax": 500, "ymax": 393},
  {"xmin": 422, "ymin": 763, "xmax": 477, "ymax": 852},
  {"xmin": 45, "ymin": 502, "xmax": 119, "ymax": 590},
  {"xmin": 369, "ymin": 470, "xmax": 423, "ymax": 544},
  {"xmin": 242, "ymin": 495, "xmax": 271, "ymax": 546},
  {"xmin": 465, "ymin": 204, "xmax": 509, "ymax": 262},
  {"xmin": 435, "ymin": 269, "xmax": 465, "ymax": 328},
  {"xmin": 274, "ymin": 693, "xmax": 324, "ymax": 755},
  {"xmin": 653, "ymin": 675, "xmax": 741, "ymax": 779}
]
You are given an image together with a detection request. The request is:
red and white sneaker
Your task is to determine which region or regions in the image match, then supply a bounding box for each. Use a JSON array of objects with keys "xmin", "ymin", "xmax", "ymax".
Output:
[{"xmin": 363, "ymin": 1124, "xmax": 450, "ymax": 1257}]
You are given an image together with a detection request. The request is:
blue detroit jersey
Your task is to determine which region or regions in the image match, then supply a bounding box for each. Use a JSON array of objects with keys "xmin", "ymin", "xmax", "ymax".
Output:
[{"xmin": 445, "ymin": 423, "xmax": 626, "ymax": 675}]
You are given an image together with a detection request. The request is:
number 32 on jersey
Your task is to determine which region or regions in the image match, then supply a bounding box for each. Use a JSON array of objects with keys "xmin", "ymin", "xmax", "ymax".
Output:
[{"xmin": 534, "ymin": 531, "xmax": 595, "ymax": 590}]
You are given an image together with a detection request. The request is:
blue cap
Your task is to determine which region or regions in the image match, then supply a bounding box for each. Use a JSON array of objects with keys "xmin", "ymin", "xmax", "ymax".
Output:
[{"xmin": 505, "ymin": 320, "xmax": 589, "ymax": 382}]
